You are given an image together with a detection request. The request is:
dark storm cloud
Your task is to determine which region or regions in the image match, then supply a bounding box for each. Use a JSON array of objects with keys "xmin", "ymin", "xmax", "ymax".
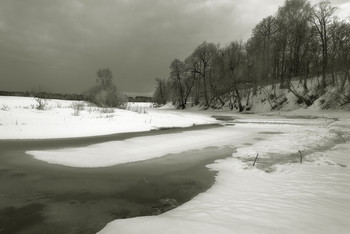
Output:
[{"xmin": 0, "ymin": 0, "xmax": 348, "ymax": 94}]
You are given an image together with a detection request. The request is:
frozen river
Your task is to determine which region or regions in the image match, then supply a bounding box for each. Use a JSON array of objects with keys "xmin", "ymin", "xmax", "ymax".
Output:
[{"xmin": 0, "ymin": 125, "xmax": 229, "ymax": 234}]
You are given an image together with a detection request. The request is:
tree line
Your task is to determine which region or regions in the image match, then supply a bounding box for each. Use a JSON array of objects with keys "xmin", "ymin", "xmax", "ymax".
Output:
[
  {"xmin": 0, "ymin": 90, "xmax": 85, "ymax": 101},
  {"xmin": 153, "ymin": 0, "xmax": 350, "ymax": 110},
  {"xmin": 2, "ymin": 68, "xmax": 149, "ymax": 108}
]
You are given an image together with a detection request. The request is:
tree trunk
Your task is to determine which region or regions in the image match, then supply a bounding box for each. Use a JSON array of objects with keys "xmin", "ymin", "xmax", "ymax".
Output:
[
  {"xmin": 202, "ymin": 77, "xmax": 209, "ymax": 107},
  {"xmin": 234, "ymin": 84, "xmax": 243, "ymax": 112},
  {"xmin": 246, "ymin": 88, "xmax": 251, "ymax": 107}
]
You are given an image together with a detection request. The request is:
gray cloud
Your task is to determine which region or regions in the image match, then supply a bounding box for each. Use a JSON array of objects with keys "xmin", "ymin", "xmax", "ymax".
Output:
[{"xmin": 0, "ymin": 0, "xmax": 348, "ymax": 94}]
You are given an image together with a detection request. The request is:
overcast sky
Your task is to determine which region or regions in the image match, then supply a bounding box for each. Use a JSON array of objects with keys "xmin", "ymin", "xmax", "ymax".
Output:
[{"xmin": 0, "ymin": 0, "xmax": 349, "ymax": 95}]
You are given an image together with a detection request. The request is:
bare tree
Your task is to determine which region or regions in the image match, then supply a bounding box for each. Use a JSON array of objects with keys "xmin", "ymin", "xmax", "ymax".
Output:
[
  {"xmin": 251, "ymin": 16, "xmax": 278, "ymax": 83},
  {"xmin": 153, "ymin": 0, "xmax": 349, "ymax": 110},
  {"xmin": 153, "ymin": 78, "xmax": 169, "ymax": 105},
  {"xmin": 85, "ymin": 68, "xmax": 125, "ymax": 107},
  {"xmin": 170, "ymin": 59, "xmax": 186, "ymax": 109},
  {"xmin": 169, "ymin": 58, "xmax": 197, "ymax": 109},
  {"xmin": 223, "ymin": 41, "xmax": 246, "ymax": 112},
  {"xmin": 312, "ymin": 1, "xmax": 337, "ymax": 89},
  {"xmin": 184, "ymin": 54, "xmax": 202, "ymax": 105},
  {"xmin": 329, "ymin": 19, "xmax": 350, "ymax": 87},
  {"xmin": 191, "ymin": 42, "xmax": 218, "ymax": 107},
  {"xmin": 96, "ymin": 68, "xmax": 114, "ymax": 90},
  {"xmin": 31, "ymin": 87, "xmax": 47, "ymax": 110},
  {"xmin": 275, "ymin": 0, "xmax": 312, "ymax": 88}
]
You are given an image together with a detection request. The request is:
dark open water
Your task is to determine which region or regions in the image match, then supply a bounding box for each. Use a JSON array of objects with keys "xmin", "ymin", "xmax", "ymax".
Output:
[{"xmin": 0, "ymin": 125, "xmax": 231, "ymax": 234}]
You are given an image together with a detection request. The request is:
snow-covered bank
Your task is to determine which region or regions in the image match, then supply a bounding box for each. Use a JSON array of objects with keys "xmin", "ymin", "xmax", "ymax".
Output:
[
  {"xmin": 2, "ymin": 95, "xmax": 350, "ymax": 233},
  {"xmin": 97, "ymin": 111, "xmax": 350, "ymax": 233},
  {"xmin": 27, "ymin": 125, "xmax": 256, "ymax": 167},
  {"xmin": 0, "ymin": 96, "xmax": 215, "ymax": 139},
  {"xmin": 99, "ymin": 143, "xmax": 350, "ymax": 234},
  {"xmin": 26, "ymin": 104, "xmax": 342, "ymax": 168}
]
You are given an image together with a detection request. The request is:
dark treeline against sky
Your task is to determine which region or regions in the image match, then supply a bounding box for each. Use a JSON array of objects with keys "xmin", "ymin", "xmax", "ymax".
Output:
[{"xmin": 0, "ymin": 0, "xmax": 349, "ymax": 95}]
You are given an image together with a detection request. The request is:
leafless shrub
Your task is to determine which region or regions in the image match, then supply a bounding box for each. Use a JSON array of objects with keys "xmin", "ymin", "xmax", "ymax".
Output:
[
  {"xmin": 71, "ymin": 102, "xmax": 85, "ymax": 116},
  {"xmin": 34, "ymin": 97, "xmax": 47, "ymax": 110},
  {"xmin": 99, "ymin": 108, "xmax": 115, "ymax": 114},
  {"xmin": 126, "ymin": 104, "xmax": 148, "ymax": 114},
  {"xmin": 1, "ymin": 105, "xmax": 10, "ymax": 111}
]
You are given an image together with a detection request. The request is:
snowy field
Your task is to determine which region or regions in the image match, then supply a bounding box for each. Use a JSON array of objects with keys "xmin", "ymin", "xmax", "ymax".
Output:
[
  {"xmin": 97, "ymin": 112, "xmax": 350, "ymax": 234},
  {"xmin": 0, "ymin": 96, "xmax": 215, "ymax": 139},
  {"xmin": 1, "ymin": 95, "xmax": 350, "ymax": 233}
]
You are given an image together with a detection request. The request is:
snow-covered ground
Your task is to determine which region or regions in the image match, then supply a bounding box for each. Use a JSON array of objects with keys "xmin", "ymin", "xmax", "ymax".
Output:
[
  {"xmin": 0, "ymin": 96, "xmax": 215, "ymax": 139},
  {"xmin": 99, "ymin": 144, "xmax": 350, "ymax": 234},
  {"xmin": 27, "ymin": 126, "xmax": 254, "ymax": 167},
  {"xmin": 1, "ymin": 95, "xmax": 350, "ymax": 233},
  {"xmin": 97, "ymin": 111, "xmax": 350, "ymax": 234}
]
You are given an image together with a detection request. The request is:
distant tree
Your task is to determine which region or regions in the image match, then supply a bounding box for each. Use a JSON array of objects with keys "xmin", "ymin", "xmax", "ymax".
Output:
[
  {"xmin": 153, "ymin": 78, "xmax": 169, "ymax": 105},
  {"xmin": 96, "ymin": 68, "xmax": 113, "ymax": 90},
  {"xmin": 85, "ymin": 68, "xmax": 126, "ymax": 108}
]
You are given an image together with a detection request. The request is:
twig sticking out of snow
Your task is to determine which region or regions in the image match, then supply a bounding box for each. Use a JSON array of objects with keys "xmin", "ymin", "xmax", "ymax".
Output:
[
  {"xmin": 298, "ymin": 150, "xmax": 303, "ymax": 164},
  {"xmin": 253, "ymin": 153, "xmax": 259, "ymax": 166}
]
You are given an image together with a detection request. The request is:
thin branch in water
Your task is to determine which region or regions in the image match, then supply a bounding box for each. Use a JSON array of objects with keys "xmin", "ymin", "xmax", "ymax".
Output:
[
  {"xmin": 298, "ymin": 150, "xmax": 303, "ymax": 164},
  {"xmin": 253, "ymin": 153, "xmax": 259, "ymax": 166}
]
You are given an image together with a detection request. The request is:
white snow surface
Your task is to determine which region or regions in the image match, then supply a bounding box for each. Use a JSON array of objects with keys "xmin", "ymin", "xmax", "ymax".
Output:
[
  {"xmin": 2, "ymin": 96, "xmax": 350, "ymax": 233},
  {"xmin": 97, "ymin": 110, "xmax": 350, "ymax": 233},
  {"xmin": 99, "ymin": 143, "xmax": 350, "ymax": 234},
  {"xmin": 0, "ymin": 96, "xmax": 215, "ymax": 139},
  {"xmin": 27, "ymin": 126, "xmax": 255, "ymax": 167}
]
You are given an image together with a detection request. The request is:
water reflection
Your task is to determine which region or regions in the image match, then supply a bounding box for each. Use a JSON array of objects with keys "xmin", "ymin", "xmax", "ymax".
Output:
[{"xmin": 0, "ymin": 131, "xmax": 231, "ymax": 234}]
